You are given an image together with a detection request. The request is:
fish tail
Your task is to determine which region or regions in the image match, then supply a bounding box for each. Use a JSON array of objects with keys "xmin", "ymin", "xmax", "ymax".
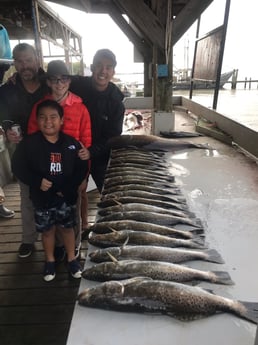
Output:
[
  {"xmin": 187, "ymin": 211, "xmax": 198, "ymax": 218},
  {"xmin": 188, "ymin": 228, "xmax": 205, "ymax": 236},
  {"xmin": 191, "ymin": 236, "xmax": 206, "ymax": 248},
  {"xmin": 177, "ymin": 203, "xmax": 189, "ymax": 211},
  {"xmin": 212, "ymin": 271, "xmax": 234, "ymax": 285},
  {"xmin": 195, "ymin": 218, "xmax": 204, "ymax": 227},
  {"xmin": 188, "ymin": 218, "xmax": 204, "ymax": 228},
  {"xmin": 237, "ymin": 301, "xmax": 258, "ymax": 324},
  {"xmin": 205, "ymin": 249, "xmax": 225, "ymax": 264},
  {"xmin": 167, "ymin": 176, "xmax": 175, "ymax": 183}
]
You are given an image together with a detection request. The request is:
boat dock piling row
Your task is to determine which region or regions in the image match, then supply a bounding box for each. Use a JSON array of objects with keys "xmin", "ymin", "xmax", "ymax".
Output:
[{"xmin": 228, "ymin": 69, "xmax": 258, "ymax": 89}]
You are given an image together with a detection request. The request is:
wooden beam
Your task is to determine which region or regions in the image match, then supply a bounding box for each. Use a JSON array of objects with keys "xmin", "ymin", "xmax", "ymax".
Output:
[
  {"xmin": 173, "ymin": 0, "xmax": 214, "ymax": 45},
  {"xmin": 107, "ymin": 3, "xmax": 152, "ymax": 60},
  {"xmin": 112, "ymin": 0, "xmax": 165, "ymax": 51}
]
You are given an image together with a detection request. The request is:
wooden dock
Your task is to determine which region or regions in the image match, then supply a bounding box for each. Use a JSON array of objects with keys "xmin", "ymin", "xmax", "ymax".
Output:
[{"xmin": 0, "ymin": 182, "xmax": 99, "ymax": 345}]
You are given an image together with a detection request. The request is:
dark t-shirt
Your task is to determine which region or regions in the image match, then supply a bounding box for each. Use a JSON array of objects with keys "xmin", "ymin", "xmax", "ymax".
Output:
[{"xmin": 0, "ymin": 70, "xmax": 49, "ymax": 135}]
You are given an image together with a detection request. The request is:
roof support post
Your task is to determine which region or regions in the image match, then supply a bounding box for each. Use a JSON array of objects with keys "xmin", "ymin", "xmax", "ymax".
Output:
[{"xmin": 31, "ymin": 0, "xmax": 44, "ymax": 67}]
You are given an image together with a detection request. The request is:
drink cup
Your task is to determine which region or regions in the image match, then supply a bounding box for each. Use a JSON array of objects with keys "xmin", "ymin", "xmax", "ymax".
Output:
[{"xmin": 11, "ymin": 124, "xmax": 22, "ymax": 137}]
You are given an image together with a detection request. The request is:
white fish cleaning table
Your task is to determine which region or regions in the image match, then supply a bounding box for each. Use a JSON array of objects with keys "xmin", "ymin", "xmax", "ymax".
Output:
[{"xmin": 67, "ymin": 132, "xmax": 258, "ymax": 345}]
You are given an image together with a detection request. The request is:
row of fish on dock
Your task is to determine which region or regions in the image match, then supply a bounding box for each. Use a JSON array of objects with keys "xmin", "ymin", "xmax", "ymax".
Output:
[{"xmin": 78, "ymin": 135, "xmax": 258, "ymax": 325}]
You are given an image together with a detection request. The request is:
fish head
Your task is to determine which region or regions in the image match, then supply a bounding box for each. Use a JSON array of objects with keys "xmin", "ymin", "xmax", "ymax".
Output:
[
  {"xmin": 89, "ymin": 232, "xmax": 122, "ymax": 243},
  {"xmin": 89, "ymin": 249, "xmax": 107, "ymax": 262},
  {"xmin": 78, "ymin": 280, "xmax": 125, "ymax": 307},
  {"xmin": 82, "ymin": 262, "xmax": 119, "ymax": 281},
  {"xmin": 89, "ymin": 248, "xmax": 120, "ymax": 262}
]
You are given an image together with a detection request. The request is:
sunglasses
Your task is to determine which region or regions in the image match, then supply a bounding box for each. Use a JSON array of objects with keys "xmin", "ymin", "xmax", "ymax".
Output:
[{"xmin": 48, "ymin": 76, "xmax": 70, "ymax": 84}]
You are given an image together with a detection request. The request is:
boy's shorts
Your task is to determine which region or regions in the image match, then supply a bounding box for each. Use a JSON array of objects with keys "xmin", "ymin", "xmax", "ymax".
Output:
[{"xmin": 35, "ymin": 201, "xmax": 77, "ymax": 233}]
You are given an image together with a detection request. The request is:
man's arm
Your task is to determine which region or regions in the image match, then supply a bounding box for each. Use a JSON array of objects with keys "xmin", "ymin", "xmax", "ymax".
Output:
[
  {"xmin": 89, "ymin": 94, "xmax": 125, "ymax": 158},
  {"xmin": 11, "ymin": 139, "xmax": 42, "ymax": 188}
]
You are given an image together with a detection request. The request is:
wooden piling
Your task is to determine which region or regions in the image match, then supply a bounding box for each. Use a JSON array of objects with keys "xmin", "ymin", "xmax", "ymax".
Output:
[{"xmin": 231, "ymin": 69, "xmax": 238, "ymax": 89}]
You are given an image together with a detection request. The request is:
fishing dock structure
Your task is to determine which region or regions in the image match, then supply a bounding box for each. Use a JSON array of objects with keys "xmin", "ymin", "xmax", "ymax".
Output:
[
  {"xmin": 1, "ymin": 0, "xmax": 258, "ymax": 343},
  {"xmin": 0, "ymin": 183, "xmax": 99, "ymax": 345},
  {"xmin": 67, "ymin": 104, "xmax": 258, "ymax": 345},
  {"xmin": 227, "ymin": 69, "xmax": 258, "ymax": 89},
  {"xmin": 1, "ymin": 101, "xmax": 258, "ymax": 344}
]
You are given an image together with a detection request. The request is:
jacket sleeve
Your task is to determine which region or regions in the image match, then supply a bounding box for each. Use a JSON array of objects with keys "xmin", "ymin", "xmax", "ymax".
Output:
[
  {"xmin": 79, "ymin": 104, "xmax": 92, "ymax": 148},
  {"xmin": 89, "ymin": 95, "xmax": 125, "ymax": 158},
  {"xmin": 27, "ymin": 103, "xmax": 39, "ymax": 134},
  {"xmin": 11, "ymin": 138, "xmax": 42, "ymax": 189},
  {"xmin": 0, "ymin": 86, "xmax": 17, "ymax": 130},
  {"xmin": 60, "ymin": 146, "xmax": 89, "ymax": 202}
]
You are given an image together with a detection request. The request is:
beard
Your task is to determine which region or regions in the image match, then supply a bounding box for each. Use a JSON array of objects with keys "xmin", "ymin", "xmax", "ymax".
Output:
[{"xmin": 20, "ymin": 68, "xmax": 38, "ymax": 81}]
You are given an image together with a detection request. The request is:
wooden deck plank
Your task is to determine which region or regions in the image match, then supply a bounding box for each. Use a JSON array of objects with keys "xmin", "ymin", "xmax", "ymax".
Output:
[
  {"xmin": 0, "ymin": 183, "xmax": 99, "ymax": 345},
  {"xmin": 0, "ymin": 325, "xmax": 69, "ymax": 345}
]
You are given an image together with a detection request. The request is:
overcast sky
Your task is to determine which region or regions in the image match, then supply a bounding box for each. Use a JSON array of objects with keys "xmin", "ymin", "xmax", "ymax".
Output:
[{"xmin": 44, "ymin": 0, "xmax": 258, "ymax": 82}]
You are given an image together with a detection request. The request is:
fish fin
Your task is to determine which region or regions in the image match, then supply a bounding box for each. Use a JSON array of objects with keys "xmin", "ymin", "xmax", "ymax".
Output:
[
  {"xmin": 188, "ymin": 284, "xmax": 215, "ymax": 293},
  {"xmin": 238, "ymin": 301, "xmax": 258, "ymax": 324},
  {"xmin": 212, "ymin": 271, "xmax": 234, "ymax": 285},
  {"xmin": 205, "ymin": 249, "xmax": 225, "ymax": 264},
  {"xmin": 106, "ymin": 251, "xmax": 119, "ymax": 263},
  {"xmin": 170, "ymin": 311, "xmax": 214, "ymax": 321},
  {"xmin": 122, "ymin": 236, "xmax": 130, "ymax": 247},
  {"xmin": 108, "ymin": 227, "xmax": 118, "ymax": 233},
  {"xmin": 124, "ymin": 276, "xmax": 153, "ymax": 286}
]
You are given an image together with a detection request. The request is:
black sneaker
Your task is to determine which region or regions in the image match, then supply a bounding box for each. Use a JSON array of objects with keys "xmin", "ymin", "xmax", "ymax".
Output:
[
  {"xmin": 54, "ymin": 246, "xmax": 66, "ymax": 262},
  {"xmin": 43, "ymin": 261, "xmax": 56, "ymax": 282},
  {"xmin": 0, "ymin": 205, "xmax": 15, "ymax": 219},
  {"xmin": 68, "ymin": 259, "xmax": 82, "ymax": 279},
  {"xmin": 18, "ymin": 243, "xmax": 34, "ymax": 258},
  {"xmin": 75, "ymin": 242, "xmax": 81, "ymax": 259},
  {"xmin": 81, "ymin": 228, "xmax": 91, "ymax": 241}
]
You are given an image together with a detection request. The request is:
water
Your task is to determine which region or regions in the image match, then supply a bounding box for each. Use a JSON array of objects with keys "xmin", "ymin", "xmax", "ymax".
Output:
[{"xmin": 173, "ymin": 87, "xmax": 258, "ymax": 132}]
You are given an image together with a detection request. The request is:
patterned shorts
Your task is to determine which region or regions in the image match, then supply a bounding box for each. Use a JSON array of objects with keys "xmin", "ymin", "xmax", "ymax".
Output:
[{"xmin": 34, "ymin": 202, "xmax": 77, "ymax": 233}]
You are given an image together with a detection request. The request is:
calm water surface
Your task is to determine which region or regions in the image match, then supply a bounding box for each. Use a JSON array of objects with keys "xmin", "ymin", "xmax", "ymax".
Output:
[{"xmin": 174, "ymin": 87, "xmax": 258, "ymax": 131}]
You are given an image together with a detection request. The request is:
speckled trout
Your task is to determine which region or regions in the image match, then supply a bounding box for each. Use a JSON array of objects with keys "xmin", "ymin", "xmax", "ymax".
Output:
[
  {"xmin": 108, "ymin": 134, "xmax": 211, "ymax": 151},
  {"xmin": 97, "ymin": 196, "xmax": 187, "ymax": 211},
  {"xmin": 105, "ymin": 167, "xmax": 174, "ymax": 181},
  {"xmin": 89, "ymin": 245, "xmax": 224, "ymax": 264},
  {"xmin": 110, "ymin": 148, "xmax": 165, "ymax": 159},
  {"xmin": 102, "ymin": 184, "xmax": 182, "ymax": 196},
  {"xmin": 89, "ymin": 220, "xmax": 204, "ymax": 239},
  {"xmin": 103, "ymin": 178, "xmax": 179, "ymax": 190},
  {"xmin": 101, "ymin": 190, "xmax": 186, "ymax": 204},
  {"xmin": 78, "ymin": 277, "xmax": 258, "ymax": 324},
  {"xmin": 103, "ymin": 175, "xmax": 176, "ymax": 188},
  {"xmin": 82, "ymin": 260, "xmax": 233, "ymax": 285},
  {"xmin": 96, "ymin": 211, "xmax": 203, "ymax": 227},
  {"xmin": 97, "ymin": 203, "xmax": 194, "ymax": 218},
  {"xmin": 88, "ymin": 230, "xmax": 205, "ymax": 249}
]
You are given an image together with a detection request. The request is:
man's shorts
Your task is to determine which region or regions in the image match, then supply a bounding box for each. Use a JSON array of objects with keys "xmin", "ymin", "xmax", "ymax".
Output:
[{"xmin": 34, "ymin": 202, "xmax": 77, "ymax": 233}]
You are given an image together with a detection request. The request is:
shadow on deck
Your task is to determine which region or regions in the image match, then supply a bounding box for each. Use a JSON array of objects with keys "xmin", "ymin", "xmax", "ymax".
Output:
[{"xmin": 0, "ymin": 182, "xmax": 99, "ymax": 345}]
